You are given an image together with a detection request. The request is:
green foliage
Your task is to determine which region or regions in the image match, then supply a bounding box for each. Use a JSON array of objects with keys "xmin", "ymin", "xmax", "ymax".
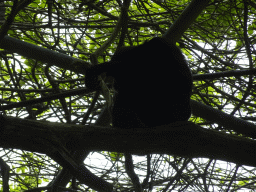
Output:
[{"xmin": 1, "ymin": 0, "xmax": 256, "ymax": 191}]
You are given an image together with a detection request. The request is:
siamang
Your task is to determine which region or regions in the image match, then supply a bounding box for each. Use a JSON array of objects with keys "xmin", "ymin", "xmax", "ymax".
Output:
[{"xmin": 85, "ymin": 37, "xmax": 192, "ymax": 129}]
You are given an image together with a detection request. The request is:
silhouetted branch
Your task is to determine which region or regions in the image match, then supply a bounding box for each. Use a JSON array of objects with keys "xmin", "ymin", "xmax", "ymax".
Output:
[{"xmin": 1, "ymin": 115, "xmax": 256, "ymax": 168}]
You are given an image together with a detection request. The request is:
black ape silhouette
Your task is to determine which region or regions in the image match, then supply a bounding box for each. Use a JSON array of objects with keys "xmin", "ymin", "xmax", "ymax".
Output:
[{"xmin": 85, "ymin": 37, "xmax": 192, "ymax": 128}]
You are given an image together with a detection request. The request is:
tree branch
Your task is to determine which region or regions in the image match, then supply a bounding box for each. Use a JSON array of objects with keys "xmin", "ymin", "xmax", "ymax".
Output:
[{"xmin": 1, "ymin": 114, "xmax": 256, "ymax": 168}]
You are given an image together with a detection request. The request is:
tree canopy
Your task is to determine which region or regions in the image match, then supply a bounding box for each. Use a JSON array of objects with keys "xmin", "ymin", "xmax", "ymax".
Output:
[{"xmin": 0, "ymin": 0, "xmax": 256, "ymax": 191}]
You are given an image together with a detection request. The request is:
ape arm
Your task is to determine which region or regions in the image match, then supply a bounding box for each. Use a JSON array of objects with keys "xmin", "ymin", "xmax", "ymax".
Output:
[{"xmin": 84, "ymin": 61, "xmax": 119, "ymax": 91}]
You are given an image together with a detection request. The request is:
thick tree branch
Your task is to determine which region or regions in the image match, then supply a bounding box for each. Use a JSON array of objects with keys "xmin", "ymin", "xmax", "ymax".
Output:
[
  {"xmin": 0, "ymin": 36, "xmax": 89, "ymax": 74},
  {"xmin": 163, "ymin": 0, "xmax": 210, "ymax": 42},
  {"xmin": 190, "ymin": 100, "xmax": 256, "ymax": 138},
  {"xmin": 1, "ymin": 114, "xmax": 256, "ymax": 168}
]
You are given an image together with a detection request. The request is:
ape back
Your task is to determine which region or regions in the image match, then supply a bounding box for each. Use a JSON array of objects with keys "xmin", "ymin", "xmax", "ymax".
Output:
[{"xmin": 85, "ymin": 37, "xmax": 192, "ymax": 128}]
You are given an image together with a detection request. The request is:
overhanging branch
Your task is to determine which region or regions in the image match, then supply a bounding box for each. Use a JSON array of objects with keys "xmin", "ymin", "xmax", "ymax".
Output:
[{"xmin": 0, "ymin": 36, "xmax": 90, "ymax": 74}]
